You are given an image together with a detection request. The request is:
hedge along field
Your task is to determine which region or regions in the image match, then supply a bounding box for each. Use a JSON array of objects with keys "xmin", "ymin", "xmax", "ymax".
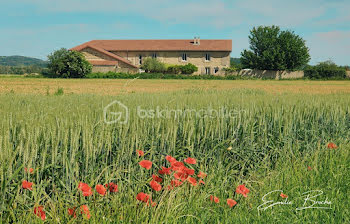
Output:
[{"xmin": 0, "ymin": 89, "xmax": 349, "ymax": 223}]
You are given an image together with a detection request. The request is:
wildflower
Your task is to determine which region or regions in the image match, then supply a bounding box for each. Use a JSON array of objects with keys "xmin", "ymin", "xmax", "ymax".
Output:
[
  {"xmin": 80, "ymin": 205, "xmax": 91, "ymax": 220},
  {"xmin": 139, "ymin": 160, "xmax": 152, "ymax": 170},
  {"xmin": 199, "ymin": 180, "xmax": 205, "ymax": 185},
  {"xmin": 327, "ymin": 142, "xmax": 338, "ymax": 149},
  {"xmin": 174, "ymin": 171, "xmax": 188, "ymax": 181},
  {"xmin": 184, "ymin": 157, "xmax": 196, "ymax": 164},
  {"xmin": 96, "ymin": 184, "xmax": 107, "ymax": 196},
  {"xmin": 236, "ymin": 184, "xmax": 250, "ymax": 198},
  {"xmin": 165, "ymin": 155, "xmax": 177, "ymax": 164},
  {"xmin": 150, "ymin": 180, "xmax": 162, "ymax": 191},
  {"xmin": 280, "ymin": 193, "xmax": 288, "ymax": 199},
  {"xmin": 171, "ymin": 161, "xmax": 185, "ymax": 169},
  {"xmin": 136, "ymin": 192, "xmax": 150, "ymax": 203},
  {"xmin": 22, "ymin": 180, "xmax": 33, "ymax": 190},
  {"xmin": 227, "ymin": 199, "xmax": 237, "ymax": 208},
  {"xmin": 105, "ymin": 182, "xmax": 118, "ymax": 193},
  {"xmin": 158, "ymin": 166, "xmax": 172, "ymax": 175},
  {"xmin": 183, "ymin": 167, "xmax": 195, "ymax": 176},
  {"xmin": 187, "ymin": 177, "xmax": 197, "ymax": 186},
  {"xmin": 227, "ymin": 146, "xmax": 233, "ymax": 151},
  {"xmin": 152, "ymin": 174, "xmax": 163, "ymax": 183},
  {"xmin": 34, "ymin": 206, "xmax": 46, "ymax": 220},
  {"xmin": 137, "ymin": 150, "xmax": 144, "ymax": 157},
  {"xmin": 210, "ymin": 195, "xmax": 220, "ymax": 203},
  {"xmin": 24, "ymin": 168, "xmax": 34, "ymax": 174},
  {"xmin": 68, "ymin": 207, "xmax": 77, "ymax": 218},
  {"xmin": 171, "ymin": 179, "xmax": 183, "ymax": 187},
  {"xmin": 78, "ymin": 182, "xmax": 93, "ymax": 196},
  {"xmin": 197, "ymin": 171, "xmax": 207, "ymax": 178},
  {"xmin": 307, "ymin": 166, "xmax": 312, "ymax": 171}
]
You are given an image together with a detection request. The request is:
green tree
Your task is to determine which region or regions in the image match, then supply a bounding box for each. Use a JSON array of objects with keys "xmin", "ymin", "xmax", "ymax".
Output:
[
  {"xmin": 141, "ymin": 58, "xmax": 166, "ymax": 73},
  {"xmin": 47, "ymin": 48, "xmax": 92, "ymax": 78},
  {"xmin": 241, "ymin": 26, "xmax": 310, "ymax": 70}
]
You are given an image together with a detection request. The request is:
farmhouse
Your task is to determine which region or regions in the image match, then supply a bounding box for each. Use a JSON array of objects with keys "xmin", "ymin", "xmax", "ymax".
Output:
[{"xmin": 70, "ymin": 38, "xmax": 232, "ymax": 75}]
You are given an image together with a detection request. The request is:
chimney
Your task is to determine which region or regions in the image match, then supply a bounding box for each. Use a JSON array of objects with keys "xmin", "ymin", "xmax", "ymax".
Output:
[
  {"xmin": 197, "ymin": 37, "xmax": 200, "ymax": 45},
  {"xmin": 193, "ymin": 37, "xmax": 197, "ymax": 45}
]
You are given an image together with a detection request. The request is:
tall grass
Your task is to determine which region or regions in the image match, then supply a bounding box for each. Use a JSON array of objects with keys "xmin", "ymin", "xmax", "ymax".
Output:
[{"xmin": 0, "ymin": 89, "xmax": 349, "ymax": 223}]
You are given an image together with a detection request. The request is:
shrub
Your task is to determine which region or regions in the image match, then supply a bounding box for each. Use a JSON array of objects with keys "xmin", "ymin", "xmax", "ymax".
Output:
[
  {"xmin": 180, "ymin": 63, "xmax": 198, "ymax": 74},
  {"xmin": 46, "ymin": 48, "xmax": 92, "ymax": 78},
  {"xmin": 304, "ymin": 61, "xmax": 346, "ymax": 79},
  {"xmin": 140, "ymin": 58, "xmax": 166, "ymax": 73},
  {"xmin": 166, "ymin": 65, "xmax": 182, "ymax": 74}
]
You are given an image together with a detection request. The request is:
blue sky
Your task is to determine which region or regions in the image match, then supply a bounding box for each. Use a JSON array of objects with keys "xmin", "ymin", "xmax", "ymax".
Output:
[{"xmin": 1, "ymin": 0, "xmax": 349, "ymax": 65}]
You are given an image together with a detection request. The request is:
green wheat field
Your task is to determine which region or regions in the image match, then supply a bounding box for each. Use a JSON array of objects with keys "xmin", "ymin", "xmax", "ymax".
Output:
[{"xmin": 0, "ymin": 86, "xmax": 349, "ymax": 223}]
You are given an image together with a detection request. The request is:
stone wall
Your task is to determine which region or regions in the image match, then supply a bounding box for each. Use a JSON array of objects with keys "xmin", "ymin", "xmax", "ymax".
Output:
[
  {"xmin": 232, "ymin": 69, "xmax": 304, "ymax": 79},
  {"xmin": 347, "ymin": 71, "xmax": 350, "ymax": 77}
]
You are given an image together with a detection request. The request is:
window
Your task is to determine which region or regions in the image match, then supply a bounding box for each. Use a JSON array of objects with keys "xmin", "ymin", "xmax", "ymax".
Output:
[
  {"xmin": 139, "ymin": 55, "xmax": 142, "ymax": 65},
  {"xmin": 205, "ymin": 53, "xmax": 210, "ymax": 61},
  {"xmin": 214, "ymin": 67, "xmax": 219, "ymax": 74},
  {"xmin": 205, "ymin": 67, "xmax": 211, "ymax": 75},
  {"xmin": 152, "ymin": 53, "xmax": 157, "ymax": 59},
  {"xmin": 182, "ymin": 53, "xmax": 187, "ymax": 61}
]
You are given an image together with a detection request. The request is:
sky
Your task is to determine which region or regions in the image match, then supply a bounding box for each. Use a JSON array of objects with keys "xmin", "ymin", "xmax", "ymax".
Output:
[{"xmin": 1, "ymin": 0, "xmax": 349, "ymax": 65}]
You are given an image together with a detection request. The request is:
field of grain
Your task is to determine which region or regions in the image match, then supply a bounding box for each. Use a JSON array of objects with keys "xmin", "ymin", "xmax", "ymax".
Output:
[{"xmin": 0, "ymin": 78, "xmax": 349, "ymax": 223}]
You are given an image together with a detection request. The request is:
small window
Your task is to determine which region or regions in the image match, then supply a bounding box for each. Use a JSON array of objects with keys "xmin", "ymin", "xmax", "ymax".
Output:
[
  {"xmin": 139, "ymin": 55, "xmax": 142, "ymax": 65},
  {"xmin": 214, "ymin": 67, "xmax": 219, "ymax": 74},
  {"xmin": 182, "ymin": 53, "xmax": 187, "ymax": 61},
  {"xmin": 205, "ymin": 53, "xmax": 210, "ymax": 61},
  {"xmin": 152, "ymin": 53, "xmax": 157, "ymax": 59},
  {"xmin": 205, "ymin": 67, "xmax": 211, "ymax": 75}
]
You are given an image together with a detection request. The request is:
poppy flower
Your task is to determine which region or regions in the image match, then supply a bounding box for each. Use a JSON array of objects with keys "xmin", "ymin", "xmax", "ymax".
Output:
[
  {"xmin": 280, "ymin": 193, "xmax": 288, "ymax": 198},
  {"xmin": 187, "ymin": 177, "xmax": 197, "ymax": 186},
  {"xmin": 184, "ymin": 157, "xmax": 196, "ymax": 164},
  {"xmin": 236, "ymin": 184, "xmax": 250, "ymax": 198},
  {"xmin": 171, "ymin": 179, "xmax": 183, "ymax": 187},
  {"xmin": 136, "ymin": 192, "xmax": 150, "ymax": 203},
  {"xmin": 165, "ymin": 155, "xmax": 177, "ymax": 164},
  {"xmin": 210, "ymin": 195, "xmax": 220, "ymax": 203},
  {"xmin": 174, "ymin": 171, "xmax": 187, "ymax": 181},
  {"xmin": 137, "ymin": 150, "xmax": 144, "ymax": 157},
  {"xmin": 78, "ymin": 182, "xmax": 93, "ymax": 196},
  {"xmin": 80, "ymin": 205, "xmax": 91, "ymax": 220},
  {"xmin": 327, "ymin": 142, "xmax": 338, "ymax": 149},
  {"xmin": 197, "ymin": 171, "xmax": 207, "ymax": 178},
  {"xmin": 105, "ymin": 182, "xmax": 118, "ymax": 193},
  {"xmin": 227, "ymin": 199, "xmax": 237, "ymax": 208},
  {"xmin": 307, "ymin": 166, "xmax": 312, "ymax": 171},
  {"xmin": 24, "ymin": 168, "xmax": 34, "ymax": 174},
  {"xmin": 68, "ymin": 207, "xmax": 77, "ymax": 218},
  {"xmin": 139, "ymin": 160, "xmax": 152, "ymax": 170},
  {"xmin": 96, "ymin": 184, "xmax": 107, "ymax": 196},
  {"xmin": 158, "ymin": 166, "xmax": 171, "ymax": 175},
  {"xmin": 22, "ymin": 180, "xmax": 33, "ymax": 190},
  {"xmin": 199, "ymin": 180, "xmax": 205, "ymax": 185},
  {"xmin": 183, "ymin": 168, "xmax": 195, "ymax": 176},
  {"xmin": 34, "ymin": 206, "xmax": 46, "ymax": 220},
  {"xmin": 152, "ymin": 174, "xmax": 163, "ymax": 183},
  {"xmin": 150, "ymin": 180, "xmax": 162, "ymax": 191}
]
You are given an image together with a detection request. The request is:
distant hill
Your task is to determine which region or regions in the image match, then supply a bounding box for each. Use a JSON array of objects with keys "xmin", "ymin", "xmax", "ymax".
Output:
[{"xmin": 0, "ymin": 56, "xmax": 47, "ymax": 67}]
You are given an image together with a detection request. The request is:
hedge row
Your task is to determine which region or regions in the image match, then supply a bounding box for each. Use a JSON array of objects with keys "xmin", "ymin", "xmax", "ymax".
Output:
[{"xmin": 304, "ymin": 61, "xmax": 347, "ymax": 79}]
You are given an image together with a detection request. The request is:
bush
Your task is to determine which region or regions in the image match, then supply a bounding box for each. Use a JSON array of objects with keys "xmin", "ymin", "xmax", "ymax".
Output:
[
  {"xmin": 180, "ymin": 63, "xmax": 198, "ymax": 74},
  {"xmin": 46, "ymin": 48, "xmax": 92, "ymax": 78},
  {"xmin": 141, "ymin": 58, "xmax": 166, "ymax": 73},
  {"xmin": 166, "ymin": 65, "xmax": 182, "ymax": 74},
  {"xmin": 304, "ymin": 61, "xmax": 346, "ymax": 79}
]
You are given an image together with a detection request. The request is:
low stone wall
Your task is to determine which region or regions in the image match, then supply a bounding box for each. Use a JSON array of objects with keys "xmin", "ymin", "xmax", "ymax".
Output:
[
  {"xmin": 237, "ymin": 69, "xmax": 304, "ymax": 79},
  {"xmin": 346, "ymin": 71, "xmax": 350, "ymax": 77}
]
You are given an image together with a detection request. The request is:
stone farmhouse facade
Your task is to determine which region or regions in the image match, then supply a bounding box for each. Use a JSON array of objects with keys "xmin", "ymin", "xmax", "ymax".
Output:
[{"xmin": 70, "ymin": 38, "xmax": 232, "ymax": 75}]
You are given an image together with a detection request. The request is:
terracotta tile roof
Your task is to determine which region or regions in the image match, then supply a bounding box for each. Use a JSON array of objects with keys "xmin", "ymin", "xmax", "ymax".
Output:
[
  {"xmin": 71, "ymin": 39, "xmax": 232, "ymax": 52},
  {"xmin": 89, "ymin": 60, "xmax": 118, "ymax": 66}
]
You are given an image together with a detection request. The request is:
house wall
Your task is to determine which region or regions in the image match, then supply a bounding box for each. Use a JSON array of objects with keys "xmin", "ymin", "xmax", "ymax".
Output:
[
  {"xmin": 81, "ymin": 48, "xmax": 115, "ymax": 61},
  {"xmin": 346, "ymin": 71, "xmax": 350, "ymax": 77}
]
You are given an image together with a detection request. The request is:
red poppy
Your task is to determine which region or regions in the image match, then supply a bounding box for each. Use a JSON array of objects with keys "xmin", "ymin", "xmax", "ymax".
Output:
[
  {"xmin": 227, "ymin": 199, "xmax": 237, "ymax": 208},
  {"xmin": 34, "ymin": 206, "xmax": 46, "ymax": 220},
  {"xmin": 197, "ymin": 171, "xmax": 207, "ymax": 178},
  {"xmin": 152, "ymin": 174, "xmax": 163, "ymax": 183},
  {"xmin": 150, "ymin": 180, "xmax": 162, "ymax": 191},
  {"xmin": 171, "ymin": 179, "xmax": 183, "ymax": 187},
  {"xmin": 174, "ymin": 171, "xmax": 188, "ymax": 181},
  {"xmin": 78, "ymin": 182, "xmax": 93, "ymax": 196},
  {"xmin": 236, "ymin": 184, "xmax": 250, "ymax": 198},
  {"xmin": 158, "ymin": 166, "xmax": 172, "ymax": 175},
  {"xmin": 24, "ymin": 167, "xmax": 34, "ymax": 174},
  {"xmin": 327, "ymin": 142, "xmax": 338, "ymax": 149},
  {"xmin": 22, "ymin": 180, "xmax": 33, "ymax": 190},
  {"xmin": 80, "ymin": 205, "xmax": 91, "ymax": 220},
  {"xmin": 199, "ymin": 180, "xmax": 205, "ymax": 185},
  {"xmin": 165, "ymin": 155, "xmax": 177, "ymax": 164},
  {"xmin": 137, "ymin": 150, "xmax": 144, "ymax": 157},
  {"xmin": 183, "ymin": 167, "xmax": 195, "ymax": 176},
  {"xmin": 280, "ymin": 193, "xmax": 288, "ymax": 198},
  {"xmin": 136, "ymin": 192, "xmax": 150, "ymax": 203},
  {"xmin": 139, "ymin": 160, "xmax": 153, "ymax": 170},
  {"xmin": 187, "ymin": 177, "xmax": 197, "ymax": 186},
  {"xmin": 96, "ymin": 184, "xmax": 107, "ymax": 196},
  {"xmin": 105, "ymin": 182, "xmax": 118, "ymax": 193},
  {"xmin": 171, "ymin": 161, "xmax": 185, "ymax": 169},
  {"xmin": 68, "ymin": 207, "xmax": 77, "ymax": 218},
  {"xmin": 307, "ymin": 166, "xmax": 312, "ymax": 171},
  {"xmin": 184, "ymin": 157, "xmax": 196, "ymax": 164},
  {"xmin": 210, "ymin": 195, "xmax": 220, "ymax": 203}
]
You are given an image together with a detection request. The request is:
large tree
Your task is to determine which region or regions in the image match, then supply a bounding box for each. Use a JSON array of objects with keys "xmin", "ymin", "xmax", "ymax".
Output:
[
  {"xmin": 47, "ymin": 48, "xmax": 92, "ymax": 78},
  {"xmin": 241, "ymin": 26, "xmax": 310, "ymax": 70}
]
